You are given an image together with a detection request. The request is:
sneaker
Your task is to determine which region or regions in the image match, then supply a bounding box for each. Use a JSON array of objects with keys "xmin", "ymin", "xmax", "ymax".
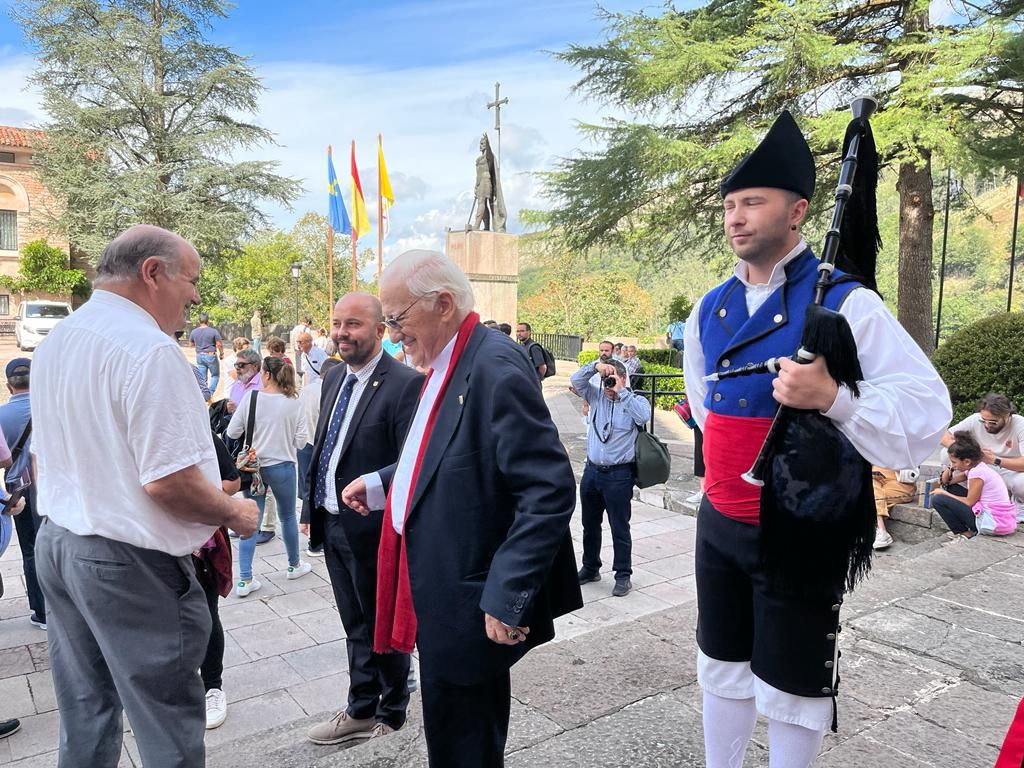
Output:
[
  {"xmin": 306, "ymin": 544, "xmax": 324, "ymax": 557},
  {"xmin": 29, "ymin": 614, "xmax": 46, "ymax": 630},
  {"xmin": 255, "ymin": 530, "xmax": 276, "ymax": 545},
  {"xmin": 0, "ymin": 719, "xmax": 20, "ymax": 739},
  {"xmin": 407, "ymin": 666, "xmax": 418, "ymax": 693},
  {"xmin": 684, "ymin": 490, "xmax": 704, "ymax": 508},
  {"xmin": 612, "ymin": 578, "xmax": 632, "ymax": 597},
  {"xmin": 205, "ymin": 688, "xmax": 227, "ymax": 729},
  {"xmin": 873, "ymin": 529, "xmax": 893, "ymax": 550},
  {"xmin": 287, "ymin": 561, "xmax": 312, "ymax": 580},
  {"xmin": 236, "ymin": 578, "xmax": 262, "ymax": 597},
  {"xmin": 307, "ymin": 710, "xmax": 376, "ymax": 745},
  {"xmin": 1016, "ymin": 498, "xmax": 1024, "ymax": 523},
  {"xmin": 577, "ymin": 567, "xmax": 601, "ymax": 584},
  {"xmin": 369, "ymin": 722, "xmax": 396, "ymax": 738},
  {"xmin": 944, "ymin": 533, "xmax": 974, "ymax": 546}
]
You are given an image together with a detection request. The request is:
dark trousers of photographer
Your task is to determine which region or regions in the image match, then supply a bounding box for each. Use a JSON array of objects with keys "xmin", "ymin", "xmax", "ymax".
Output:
[{"xmin": 580, "ymin": 462, "xmax": 635, "ymax": 579}]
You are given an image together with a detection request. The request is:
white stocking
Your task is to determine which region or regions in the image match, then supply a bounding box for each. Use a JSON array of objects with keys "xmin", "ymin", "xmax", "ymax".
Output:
[
  {"xmin": 767, "ymin": 717, "xmax": 826, "ymax": 768},
  {"xmin": 703, "ymin": 690, "xmax": 758, "ymax": 768}
]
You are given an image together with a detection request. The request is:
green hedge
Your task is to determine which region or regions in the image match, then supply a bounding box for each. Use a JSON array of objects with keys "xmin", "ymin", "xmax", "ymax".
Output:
[
  {"xmin": 932, "ymin": 312, "xmax": 1024, "ymax": 423},
  {"xmin": 576, "ymin": 353, "xmax": 684, "ymax": 410},
  {"xmin": 576, "ymin": 348, "xmax": 681, "ymax": 368}
]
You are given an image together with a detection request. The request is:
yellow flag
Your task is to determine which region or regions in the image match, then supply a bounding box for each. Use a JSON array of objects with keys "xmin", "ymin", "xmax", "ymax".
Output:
[
  {"xmin": 378, "ymin": 137, "xmax": 394, "ymax": 236},
  {"xmin": 350, "ymin": 141, "xmax": 371, "ymax": 239}
]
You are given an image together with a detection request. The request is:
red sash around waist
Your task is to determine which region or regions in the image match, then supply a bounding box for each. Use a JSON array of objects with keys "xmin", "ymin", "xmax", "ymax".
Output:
[{"xmin": 702, "ymin": 411, "xmax": 772, "ymax": 525}]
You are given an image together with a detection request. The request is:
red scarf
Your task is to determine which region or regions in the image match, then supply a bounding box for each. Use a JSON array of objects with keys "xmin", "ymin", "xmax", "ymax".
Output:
[{"xmin": 374, "ymin": 311, "xmax": 479, "ymax": 654}]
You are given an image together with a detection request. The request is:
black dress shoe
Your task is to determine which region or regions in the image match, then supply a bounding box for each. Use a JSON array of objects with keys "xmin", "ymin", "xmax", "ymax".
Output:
[
  {"xmin": 0, "ymin": 718, "xmax": 21, "ymax": 739},
  {"xmin": 255, "ymin": 530, "xmax": 276, "ymax": 545},
  {"xmin": 612, "ymin": 578, "xmax": 632, "ymax": 597},
  {"xmin": 577, "ymin": 567, "xmax": 601, "ymax": 585}
]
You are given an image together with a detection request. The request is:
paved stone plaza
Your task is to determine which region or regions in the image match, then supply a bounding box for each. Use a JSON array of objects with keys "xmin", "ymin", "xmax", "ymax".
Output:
[{"xmin": 0, "ymin": 367, "xmax": 1018, "ymax": 766}]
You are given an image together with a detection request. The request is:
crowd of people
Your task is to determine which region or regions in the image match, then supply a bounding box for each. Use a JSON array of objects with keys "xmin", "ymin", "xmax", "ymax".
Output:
[{"xmin": 0, "ymin": 109, "xmax": 1021, "ymax": 768}]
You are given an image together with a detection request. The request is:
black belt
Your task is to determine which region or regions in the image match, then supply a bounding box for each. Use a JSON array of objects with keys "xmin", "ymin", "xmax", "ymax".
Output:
[{"xmin": 587, "ymin": 461, "xmax": 633, "ymax": 472}]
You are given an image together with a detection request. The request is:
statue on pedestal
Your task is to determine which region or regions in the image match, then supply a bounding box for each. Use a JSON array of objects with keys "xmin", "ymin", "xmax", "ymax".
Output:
[{"xmin": 468, "ymin": 133, "xmax": 507, "ymax": 233}]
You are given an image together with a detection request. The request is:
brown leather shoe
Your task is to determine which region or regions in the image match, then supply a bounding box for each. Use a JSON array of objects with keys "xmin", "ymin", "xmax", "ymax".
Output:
[{"xmin": 307, "ymin": 711, "xmax": 375, "ymax": 745}]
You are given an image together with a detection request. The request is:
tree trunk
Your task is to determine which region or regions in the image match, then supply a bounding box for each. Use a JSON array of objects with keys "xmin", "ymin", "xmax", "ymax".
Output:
[{"xmin": 896, "ymin": 154, "xmax": 935, "ymax": 353}]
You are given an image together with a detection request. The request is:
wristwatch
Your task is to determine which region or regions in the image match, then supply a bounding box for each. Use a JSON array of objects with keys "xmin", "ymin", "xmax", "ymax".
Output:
[{"xmin": 995, "ymin": 457, "xmax": 1003, "ymax": 467}]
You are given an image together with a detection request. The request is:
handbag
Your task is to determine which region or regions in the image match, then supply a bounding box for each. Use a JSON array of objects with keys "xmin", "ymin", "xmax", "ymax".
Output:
[
  {"xmin": 1, "ymin": 419, "xmax": 32, "ymax": 517},
  {"xmin": 234, "ymin": 393, "xmax": 266, "ymax": 496},
  {"xmin": 634, "ymin": 425, "xmax": 671, "ymax": 489},
  {"xmin": 976, "ymin": 505, "xmax": 998, "ymax": 536}
]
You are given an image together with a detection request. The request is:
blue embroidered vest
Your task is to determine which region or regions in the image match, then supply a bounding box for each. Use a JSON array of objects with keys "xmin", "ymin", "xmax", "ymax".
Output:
[{"xmin": 698, "ymin": 250, "xmax": 861, "ymax": 418}]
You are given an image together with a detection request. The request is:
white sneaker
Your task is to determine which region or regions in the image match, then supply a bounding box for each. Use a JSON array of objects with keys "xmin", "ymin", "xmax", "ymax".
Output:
[
  {"xmin": 306, "ymin": 544, "xmax": 324, "ymax": 558},
  {"xmin": 287, "ymin": 561, "xmax": 312, "ymax": 580},
  {"xmin": 873, "ymin": 529, "xmax": 893, "ymax": 550},
  {"xmin": 205, "ymin": 688, "xmax": 227, "ymax": 729},
  {"xmin": 236, "ymin": 578, "xmax": 261, "ymax": 597},
  {"xmin": 684, "ymin": 490, "xmax": 703, "ymax": 508}
]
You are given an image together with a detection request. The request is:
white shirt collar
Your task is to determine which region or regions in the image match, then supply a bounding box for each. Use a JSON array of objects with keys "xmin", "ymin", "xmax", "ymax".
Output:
[
  {"xmin": 91, "ymin": 289, "xmax": 162, "ymax": 330},
  {"xmin": 349, "ymin": 348, "xmax": 384, "ymax": 383},
  {"xmin": 733, "ymin": 239, "xmax": 808, "ymax": 291},
  {"xmin": 428, "ymin": 331, "xmax": 459, "ymax": 376}
]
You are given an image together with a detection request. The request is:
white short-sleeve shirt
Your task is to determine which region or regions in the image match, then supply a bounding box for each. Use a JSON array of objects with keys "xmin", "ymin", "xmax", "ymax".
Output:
[{"xmin": 31, "ymin": 290, "xmax": 221, "ymax": 556}]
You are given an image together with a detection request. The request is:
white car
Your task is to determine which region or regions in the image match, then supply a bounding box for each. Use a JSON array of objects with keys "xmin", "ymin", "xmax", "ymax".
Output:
[{"xmin": 15, "ymin": 300, "xmax": 72, "ymax": 351}]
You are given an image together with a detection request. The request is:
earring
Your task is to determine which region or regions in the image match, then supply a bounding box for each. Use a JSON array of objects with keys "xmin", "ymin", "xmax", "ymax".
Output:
[{"xmin": 790, "ymin": 224, "xmax": 797, "ymax": 231}]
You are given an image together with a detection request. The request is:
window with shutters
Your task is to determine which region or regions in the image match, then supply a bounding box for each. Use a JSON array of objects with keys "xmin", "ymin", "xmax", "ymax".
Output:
[
  {"xmin": 0, "ymin": 296, "xmax": 9, "ymax": 316},
  {"xmin": 0, "ymin": 152, "xmax": 14, "ymax": 164},
  {"xmin": 0, "ymin": 210, "xmax": 16, "ymax": 251}
]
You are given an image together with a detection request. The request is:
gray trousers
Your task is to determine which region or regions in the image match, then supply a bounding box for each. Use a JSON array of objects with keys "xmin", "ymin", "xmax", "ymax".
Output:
[{"xmin": 36, "ymin": 519, "xmax": 211, "ymax": 768}]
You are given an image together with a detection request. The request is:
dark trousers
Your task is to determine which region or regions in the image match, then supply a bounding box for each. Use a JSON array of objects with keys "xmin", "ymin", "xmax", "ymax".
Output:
[
  {"xmin": 14, "ymin": 486, "xmax": 44, "ymax": 620},
  {"xmin": 693, "ymin": 426, "xmax": 705, "ymax": 479},
  {"xmin": 580, "ymin": 462, "xmax": 634, "ymax": 579},
  {"xmin": 323, "ymin": 511, "xmax": 410, "ymax": 729},
  {"xmin": 194, "ymin": 557, "xmax": 224, "ymax": 692},
  {"xmin": 934, "ymin": 485, "xmax": 976, "ymax": 535},
  {"xmin": 297, "ymin": 443, "xmax": 314, "ymax": 501},
  {"xmin": 420, "ymin": 669, "xmax": 511, "ymax": 768},
  {"xmin": 36, "ymin": 520, "xmax": 209, "ymax": 768}
]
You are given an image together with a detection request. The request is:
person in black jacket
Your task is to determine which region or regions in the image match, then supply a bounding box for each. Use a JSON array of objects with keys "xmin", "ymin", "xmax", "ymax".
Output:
[
  {"xmin": 300, "ymin": 293, "xmax": 424, "ymax": 745},
  {"xmin": 343, "ymin": 250, "xmax": 582, "ymax": 768}
]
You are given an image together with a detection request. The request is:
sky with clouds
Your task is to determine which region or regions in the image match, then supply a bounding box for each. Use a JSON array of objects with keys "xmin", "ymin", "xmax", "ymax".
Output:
[{"xmin": 0, "ymin": 0, "xmax": 677, "ymax": 262}]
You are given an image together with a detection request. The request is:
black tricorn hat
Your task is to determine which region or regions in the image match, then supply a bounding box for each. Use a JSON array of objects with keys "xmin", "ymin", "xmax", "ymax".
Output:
[{"xmin": 720, "ymin": 111, "xmax": 816, "ymax": 200}]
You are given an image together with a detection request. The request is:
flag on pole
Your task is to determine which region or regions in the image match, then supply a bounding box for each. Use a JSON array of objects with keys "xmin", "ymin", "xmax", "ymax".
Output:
[
  {"xmin": 327, "ymin": 150, "xmax": 352, "ymax": 235},
  {"xmin": 379, "ymin": 137, "xmax": 395, "ymax": 236},
  {"xmin": 351, "ymin": 142, "xmax": 371, "ymax": 239}
]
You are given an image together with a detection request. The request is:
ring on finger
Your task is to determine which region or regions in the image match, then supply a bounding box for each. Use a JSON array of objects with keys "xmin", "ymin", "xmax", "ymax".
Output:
[{"xmin": 507, "ymin": 629, "xmax": 520, "ymax": 641}]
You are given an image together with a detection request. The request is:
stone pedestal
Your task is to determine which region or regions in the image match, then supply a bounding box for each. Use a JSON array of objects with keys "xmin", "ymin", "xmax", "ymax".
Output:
[{"xmin": 445, "ymin": 229, "xmax": 519, "ymax": 325}]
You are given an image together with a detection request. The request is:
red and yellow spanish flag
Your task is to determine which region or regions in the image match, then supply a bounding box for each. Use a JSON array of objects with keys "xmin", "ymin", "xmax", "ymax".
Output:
[{"xmin": 350, "ymin": 140, "xmax": 371, "ymax": 239}]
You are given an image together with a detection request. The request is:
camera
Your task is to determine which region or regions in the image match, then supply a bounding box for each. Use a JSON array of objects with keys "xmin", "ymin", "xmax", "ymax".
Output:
[{"xmin": 603, "ymin": 376, "xmax": 618, "ymax": 389}]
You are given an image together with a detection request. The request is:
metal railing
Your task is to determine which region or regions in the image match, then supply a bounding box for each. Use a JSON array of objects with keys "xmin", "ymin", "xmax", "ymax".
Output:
[
  {"xmin": 0, "ymin": 321, "xmax": 14, "ymax": 336},
  {"xmin": 630, "ymin": 371, "xmax": 686, "ymax": 435},
  {"xmin": 533, "ymin": 332, "xmax": 584, "ymax": 361}
]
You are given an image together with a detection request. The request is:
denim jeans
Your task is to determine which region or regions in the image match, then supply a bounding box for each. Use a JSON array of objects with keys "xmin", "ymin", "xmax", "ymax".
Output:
[
  {"xmin": 238, "ymin": 462, "xmax": 299, "ymax": 581},
  {"xmin": 671, "ymin": 338, "xmax": 685, "ymax": 369},
  {"xmin": 195, "ymin": 353, "xmax": 219, "ymax": 397},
  {"xmin": 252, "ymin": 336, "xmax": 261, "ymax": 356},
  {"xmin": 580, "ymin": 462, "xmax": 635, "ymax": 579},
  {"xmin": 296, "ymin": 443, "xmax": 314, "ymax": 502}
]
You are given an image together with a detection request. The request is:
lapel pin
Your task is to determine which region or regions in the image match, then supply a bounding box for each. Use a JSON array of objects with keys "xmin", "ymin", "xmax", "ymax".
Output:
[
  {"xmin": 372, "ymin": 380, "xmax": 380, "ymax": 388},
  {"xmin": 458, "ymin": 395, "xmax": 464, "ymax": 405}
]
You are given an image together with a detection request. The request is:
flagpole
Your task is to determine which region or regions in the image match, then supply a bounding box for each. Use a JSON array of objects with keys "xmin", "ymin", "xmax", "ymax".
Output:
[
  {"xmin": 351, "ymin": 141, "xmax": 358, "ymax": 292},
  {"xmin": 328, "ymin": 144, "xmax": 334, "ymax": 313},
  {"xmin": 1010, "ymin": 174, "xmax": 1021, "ymax": 313},
  {"xmin": 377, "ymin": 133, "xmax": 384, "ymax": 280}
]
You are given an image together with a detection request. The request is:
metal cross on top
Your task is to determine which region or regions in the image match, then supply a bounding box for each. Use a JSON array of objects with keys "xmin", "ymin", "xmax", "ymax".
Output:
[{"xmin": 487, "ymin": 81, "xmax": 509, "ymax": 170}]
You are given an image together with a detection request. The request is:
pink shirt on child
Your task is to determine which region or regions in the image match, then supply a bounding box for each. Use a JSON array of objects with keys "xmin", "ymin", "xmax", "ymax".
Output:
[{"xmin": 968, "ymin": 462, "xmax": 1017, "ymax": 535}]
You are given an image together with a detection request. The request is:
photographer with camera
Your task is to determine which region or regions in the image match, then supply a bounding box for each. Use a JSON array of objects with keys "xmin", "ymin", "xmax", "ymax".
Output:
[{"xmin": 570, "ymin": 358, "xmax": 652, "ymax": 597}]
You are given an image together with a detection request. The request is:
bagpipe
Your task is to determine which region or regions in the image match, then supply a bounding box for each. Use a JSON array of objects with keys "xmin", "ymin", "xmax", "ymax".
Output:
[{"xmin": 711, "ymin": 97, "xmax": 883, "ymax": 593}]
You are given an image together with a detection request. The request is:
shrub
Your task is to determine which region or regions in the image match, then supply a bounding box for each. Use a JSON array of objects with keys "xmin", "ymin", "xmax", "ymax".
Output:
[
  {"xmin": 932, "ymin": 312, "xmax": 1024, "ymax": 423},
  {"xmin": 576, "ymin": 352, "xmax": 683, "ymax": 410},
  {"xmin": 637, "ymin": 348, "xmax": 680, "ymax": 367}
]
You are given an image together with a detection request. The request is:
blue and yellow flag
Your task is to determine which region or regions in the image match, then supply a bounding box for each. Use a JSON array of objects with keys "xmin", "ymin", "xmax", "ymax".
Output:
[{"xmin": 328, "ymin": 149, "xmax": 352, "ymax": 235}]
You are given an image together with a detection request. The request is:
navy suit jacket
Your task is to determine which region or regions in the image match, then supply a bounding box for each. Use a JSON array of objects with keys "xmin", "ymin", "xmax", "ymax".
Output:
[
  {"xmin": 301, "ymin": 351, "xmax": 423, "ymax": 561},
  {"xmin": 380, "ymin": 323, "xmax": 582, "ymax": 685}
]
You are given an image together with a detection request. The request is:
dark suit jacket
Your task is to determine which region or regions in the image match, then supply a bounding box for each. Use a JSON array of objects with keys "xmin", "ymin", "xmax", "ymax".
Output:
[
  {"xmin": 301, "ymin": 352, "xmax": 423, "ymax": 561},
  {"xmin": 380, "ymin": 323, "xmax": 582, "ymax": 686}
]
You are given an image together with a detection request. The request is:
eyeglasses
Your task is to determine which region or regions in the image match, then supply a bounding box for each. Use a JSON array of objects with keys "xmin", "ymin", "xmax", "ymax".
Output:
[
  {"xmin": 979, "ymin": 416, "xmax": 1004, "ymax": 428},
  {"xmin": 234, "ymin": 362, "xmax": 253, "ymax": 369},
  {"xmin": 384, "ymin": 296, "xmax": 425, "ymax": 331}
]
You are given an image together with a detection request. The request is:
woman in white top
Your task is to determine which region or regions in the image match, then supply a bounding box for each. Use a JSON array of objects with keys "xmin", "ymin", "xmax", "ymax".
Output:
[{"xmin": 227, "ymin": 355, "xmax": 310, "ymax": 596}]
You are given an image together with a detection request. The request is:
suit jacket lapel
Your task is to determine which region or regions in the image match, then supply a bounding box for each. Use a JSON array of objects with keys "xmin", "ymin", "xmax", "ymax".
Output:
[{"xmin": 405, "ymin": 325, "xmax": 484, "ymax": 521}]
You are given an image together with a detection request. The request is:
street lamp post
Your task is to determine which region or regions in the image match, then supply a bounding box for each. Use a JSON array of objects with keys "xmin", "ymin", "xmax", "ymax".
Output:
[{"xmin": 291, "ymin": 262, "xmax": 302, "ymax": 326}]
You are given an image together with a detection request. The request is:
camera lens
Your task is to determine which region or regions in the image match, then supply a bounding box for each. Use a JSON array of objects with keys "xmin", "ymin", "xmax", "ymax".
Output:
[{"xmin": 603, "ymin": 376, "xmax": 617, "ymax": 388}]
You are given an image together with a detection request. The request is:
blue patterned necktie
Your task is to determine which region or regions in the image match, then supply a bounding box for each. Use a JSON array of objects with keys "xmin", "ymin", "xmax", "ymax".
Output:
[{"xmin": 313, "ymin": 373, "xmax": 358, "ymax": 508}]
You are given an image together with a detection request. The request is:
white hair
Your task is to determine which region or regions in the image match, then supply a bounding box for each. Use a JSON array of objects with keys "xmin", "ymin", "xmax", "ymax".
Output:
[{"xmin": 382, "ymin": 249, "xmax": 475, "ymax": 315}]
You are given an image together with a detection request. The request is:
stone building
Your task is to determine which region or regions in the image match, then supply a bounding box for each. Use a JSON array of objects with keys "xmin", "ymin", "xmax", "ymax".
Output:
[{"xmin": 0, "ymin": 125, "xmax": 72, "ymax": 317}]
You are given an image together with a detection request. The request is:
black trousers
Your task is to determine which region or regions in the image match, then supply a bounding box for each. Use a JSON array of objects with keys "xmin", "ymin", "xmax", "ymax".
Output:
[
  {"xmin": 14, "ymin": 486, "xmax": 45, "ymax": 620},
  {"xmin": 933, "ymin": 484, "xmax": 976, "ymax": 535},
  {"xmin": 580, "ymin": 462, "xmax": 634, "ymax": 579},
  {"xmin": 193, "ymin": 555, "xmax": 224, "ymax": 692},
  {"xmin": 323, "ymin": 511, "xmax": 410, "ymax": 729},
  {"xmin": 420, "ymin": 669, "xmax": 511, "ymax": 768}
]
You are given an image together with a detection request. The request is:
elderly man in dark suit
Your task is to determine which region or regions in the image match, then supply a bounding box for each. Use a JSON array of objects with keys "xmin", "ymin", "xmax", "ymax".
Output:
[
  {"xmin": 299, "ymin": 292, "xmax": 424, "ymax": 745},
  {"xmin": 343, "ymin": 250, "xmax": 582, "ymax": 768}
]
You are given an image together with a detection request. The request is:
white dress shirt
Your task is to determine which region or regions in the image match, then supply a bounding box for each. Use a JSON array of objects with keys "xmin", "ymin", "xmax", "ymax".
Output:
[
  {"xmin": 31, "ymin": 290, "xmax": 221, "ymax": 556},
  {"xmin": 323, "ymin": 349, "xmax": 384, "ymax": 513},
  {"xmin": 363, "ymin": 333, "xmax": 458, "ymax": 532},
  {"xmin": 682, "ymin": 241, "xmax": 952, "ymax": 470}
]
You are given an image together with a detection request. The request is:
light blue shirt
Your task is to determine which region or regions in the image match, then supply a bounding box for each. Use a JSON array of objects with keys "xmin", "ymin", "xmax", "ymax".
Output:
[
  {"xmin": 571, "ymin": 362, "xmax": 652, "ymax": 466},
  {"xmin": 667, "ymin": 321, "xmax": 686, "ymax": 341},
  {"xmin": 0, "ymin": 393, "xmax": 30, "ymax": 486}
]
